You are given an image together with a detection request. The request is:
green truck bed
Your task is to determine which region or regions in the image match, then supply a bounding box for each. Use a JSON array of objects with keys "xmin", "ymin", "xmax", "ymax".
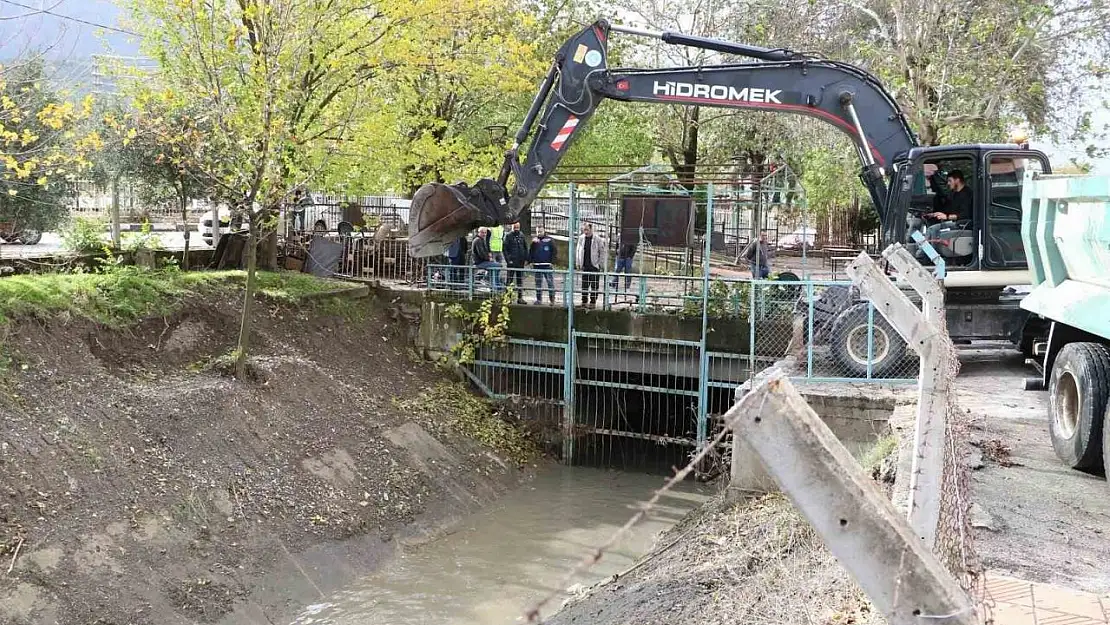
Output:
[{"xmin": 1020, "ymin": 172, "xmax": 1110, "ymax": 341}]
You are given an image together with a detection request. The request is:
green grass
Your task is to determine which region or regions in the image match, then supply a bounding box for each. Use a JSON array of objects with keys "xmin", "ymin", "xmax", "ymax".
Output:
[
  {"xmin": 0, "ymin": 269, "xmax": 355, "ymax": 327},
  {"xmin": 860, "ymin": 435, "xmax": 899, "ymax": 473}
]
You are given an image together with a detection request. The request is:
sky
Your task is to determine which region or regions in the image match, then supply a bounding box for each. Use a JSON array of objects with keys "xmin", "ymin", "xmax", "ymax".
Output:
[{"xmin": 0, "ymin": 0, "xmax": 1106, "ymax": 173}]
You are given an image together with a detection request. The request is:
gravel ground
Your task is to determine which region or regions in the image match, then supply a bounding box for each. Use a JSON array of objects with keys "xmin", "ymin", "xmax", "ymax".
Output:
[{"xmin": 957, "ymin": 346, "xmax": 1110, "ymax": 595}]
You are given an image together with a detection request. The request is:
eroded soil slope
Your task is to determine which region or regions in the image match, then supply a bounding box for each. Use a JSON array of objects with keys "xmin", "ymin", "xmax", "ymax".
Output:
[{"xmin": 0, "ymin": 292, "xmax": 529, "ymax": 625}]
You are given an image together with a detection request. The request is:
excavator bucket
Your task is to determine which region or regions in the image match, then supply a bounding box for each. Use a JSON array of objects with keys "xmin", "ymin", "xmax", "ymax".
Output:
[
  {"xmin": 407, "ymin": 182, "xmax": 485, "ymax": 258},
  {"xmin": 408, "ymin": 178, "xmax": 509, "ymax": 258}
]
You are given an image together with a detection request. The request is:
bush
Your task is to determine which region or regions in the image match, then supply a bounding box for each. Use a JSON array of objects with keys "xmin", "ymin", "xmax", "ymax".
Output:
[
  {"xmin": 122, "ymin": 222, "xmax": 165, "ymax": 254},
  {"xmin": 61, "ymin": 217, "xmax": 108, "ymax": 254}
]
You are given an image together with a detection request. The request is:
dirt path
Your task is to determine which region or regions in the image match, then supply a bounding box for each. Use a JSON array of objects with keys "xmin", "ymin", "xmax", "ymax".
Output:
[{"xmin": 957, "ymin": 346, "xmax": 1110, "ymax": 594}]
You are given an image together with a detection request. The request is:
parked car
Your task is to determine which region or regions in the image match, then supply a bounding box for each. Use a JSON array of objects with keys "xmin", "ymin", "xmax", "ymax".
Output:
[
  {"xmin": 290, "ymin": 197, "xmax": 412, "ymax": 235},
  {"xmin": 198, "ymin": 207, "xmax": 251, "ymax": 246},
  {"xmin": 777, "ymin": 226, "xmax": 816, "ymax": 250}
]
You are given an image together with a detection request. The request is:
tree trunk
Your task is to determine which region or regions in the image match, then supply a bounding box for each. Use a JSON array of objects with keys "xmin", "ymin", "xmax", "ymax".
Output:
[
  {"xmin": 180, "ymin": 189, "xmax": 190, "ymax": 270},
  {"xmin": 235, "ymin": 223, "xmax": 259, "ymax": 379},
  {"xmin": 677, "ymin": 106, "xmax": 700, "ymax": 192},
  {"xmin": 110, "ymin": 173, "xmax": 122, "ymax": 248},
  {"xmin": 258, "ymin": 208, "xmax": 279, "ymax": 270}
]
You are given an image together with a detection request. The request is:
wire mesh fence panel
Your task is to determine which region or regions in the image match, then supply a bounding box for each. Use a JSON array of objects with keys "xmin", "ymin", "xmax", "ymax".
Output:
[
  {"xmin": 308, "ymin": 235, "xmax": 426, "ymax": 283},
  {"xmin": 569, "ymin": 333, "xmax": 702, "ymax": 473},
  {"xmin": 464, "ymin": 338, "xmax": 567, "ymax": 405},
  {"xmin": 772, "ymin": 280, "xmax": 921, "ymax": 383}
]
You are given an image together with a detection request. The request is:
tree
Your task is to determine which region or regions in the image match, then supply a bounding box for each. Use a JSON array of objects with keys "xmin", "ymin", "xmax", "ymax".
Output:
[
  {"xmin": 114, "ymin": 107, "xmax": 214, "ymax": 267},
  {"xmin": 832, "ymin": 0, "xmax": 1110, "ymax": 146},
  {"xmin": 125, "ymin": 0, "xmax": 424, "ymax": 376},
  {"xmin": 0, "ymin": 60, "xmax": 96, "ymax": 236}
]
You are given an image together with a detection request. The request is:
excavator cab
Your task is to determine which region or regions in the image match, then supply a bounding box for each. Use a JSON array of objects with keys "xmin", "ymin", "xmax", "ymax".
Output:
[{"xmin": 893, "ymin": 145, "xmax": 1050, "ymax": 276}]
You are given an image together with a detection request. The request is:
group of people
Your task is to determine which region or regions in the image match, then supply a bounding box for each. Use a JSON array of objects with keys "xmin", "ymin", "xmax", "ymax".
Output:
[{"xmin": 442, "ymin": 223, "xmax": 639, "ymax": 308}]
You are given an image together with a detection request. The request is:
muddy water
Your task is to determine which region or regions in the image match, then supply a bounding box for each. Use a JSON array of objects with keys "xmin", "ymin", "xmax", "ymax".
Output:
[{"xmin": 291, "ymin": 466, "xmax": 711, "ymax": 625}]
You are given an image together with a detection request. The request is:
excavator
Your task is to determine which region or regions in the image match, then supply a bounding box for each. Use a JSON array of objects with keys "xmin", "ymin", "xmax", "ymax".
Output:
[{"xmin": 408, "ymin": 18, "xmax": 1052, "ymax": 376}]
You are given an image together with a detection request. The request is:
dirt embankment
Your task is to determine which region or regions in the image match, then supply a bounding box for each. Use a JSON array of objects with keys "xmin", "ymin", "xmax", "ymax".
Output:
[
  {"xmin": 548, "ymin": 492, "xmax": 881, "ymax": 625},
  {"xmin": 0, "ymin": 290, "xmax": 535, "ymax": 625}
]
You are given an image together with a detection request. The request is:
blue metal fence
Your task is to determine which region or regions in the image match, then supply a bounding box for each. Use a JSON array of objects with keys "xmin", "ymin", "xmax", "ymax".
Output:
[{"xmin": 437, "ymin": 183, "xmax": 916, "ymax": 467}]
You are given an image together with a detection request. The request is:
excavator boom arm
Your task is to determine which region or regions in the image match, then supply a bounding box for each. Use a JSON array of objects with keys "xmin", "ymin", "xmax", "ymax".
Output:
[{"xmin": 408, "ymin": 19, "xmax": 918, "ymax": 257}]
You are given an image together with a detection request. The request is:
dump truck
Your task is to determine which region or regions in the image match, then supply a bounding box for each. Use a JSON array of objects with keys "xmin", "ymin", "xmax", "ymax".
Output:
[{"xmin": 1020, "ymin": 171, "xmax": 1110, "ymax": 478}]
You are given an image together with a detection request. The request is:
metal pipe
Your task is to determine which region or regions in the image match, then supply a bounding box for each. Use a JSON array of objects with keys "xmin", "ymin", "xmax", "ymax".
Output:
[
  {"xmin": 697, "ymin": 184, "xmax": 713, "ymax": 448},
  {"xmin": 662, "ymin": 31, "xmax": 797, "ymax": 62},
  {"xmin": 609, "ymin": 24, "xmax": 665, "ymax": 39},
  {"xmin": 562, "ymin": 183, "xmax": 578, "ymax": 463},
  {"xmin": 500, "ymin": 62, "xmax": 558, "ymax": 185},
  {"xmin": 610, "ymin": 23, "xmax": 798, "ymax": 62},
  {"xmin": 839, "ymin": 94, "xmax": 876, "ymax": 167}
]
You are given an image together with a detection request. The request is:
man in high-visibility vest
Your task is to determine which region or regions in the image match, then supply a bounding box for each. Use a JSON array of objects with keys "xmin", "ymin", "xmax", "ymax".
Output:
[{"xmin": 489, "ymin": 224, "xmax": 506, "ymax": 266}]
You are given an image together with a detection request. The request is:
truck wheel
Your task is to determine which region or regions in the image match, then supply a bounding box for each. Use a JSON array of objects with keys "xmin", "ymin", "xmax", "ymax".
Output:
[
  {"xmin": 1104, "ymin": 403, "xmax": 1110, "ymax": 479},
  {"xmin": 829, "ymin": 302, "xmax": 908, "ymax": 378},
  {"xmin": 1048, "ymin": 342, "xmax": 1110, "ymax": 471}
]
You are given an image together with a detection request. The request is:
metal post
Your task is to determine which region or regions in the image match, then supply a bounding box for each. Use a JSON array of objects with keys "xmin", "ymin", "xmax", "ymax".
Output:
[
  {"xmin": 467, "ymin": 265, "xmax": 475, "ymax": 300},
  {"xmin": 802, "ymin": 203, "xmax": 809, "ymax": 278},
  {"xmin": 697, "ymin": 185, "xmax": 713, "ymax": 447},
  {"xmin": 748, "ymin": 278, "xmax": 757, "ymax": 380},
  {"xmin": 866, "ymin": 300, "xmax": 875, "ymax": 379},
  {"xmin": 602, "ymin": 268, "xmax": 611, "ymax": 310},
  {"xmin": 562, "ymin": 184, "xmax": 578, "ymax": 463},
  {"xmin": 807, "ymin": 282, "xmax": 815, "ymax": 378}
]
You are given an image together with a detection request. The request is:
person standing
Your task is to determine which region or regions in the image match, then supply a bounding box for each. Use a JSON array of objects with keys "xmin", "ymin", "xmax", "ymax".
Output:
[
  {"xmin": 503, "ymin": 222, "xmax": 529, "ymax": 303},
  {"xmin": 529, "ymin": 225, "xmax": 558, "ymax": 305},
  {"xmin": 610, "ymin": 240, "xmax": 638, "ymax": 292},
  {"xmin": 472, "ymin": 227, "xmax": 502, "ymax": 291},
  {"xmin": 740, "ymin": 231, "xmax": 773, "ymax": 279},
  {"xmin": 489, "ymin": 224, "xmax": 506, "ymax": 266},
  {"xmin": 289, "ymin": 187, "xmax": 312, "ymax": 233},
  {"xmin": 446, "ymin": 235, "xmax": 468, "ymax": 289},
  {"xmin": 575, "ymin": 223, "xmax": 607, "ymax": 308}
]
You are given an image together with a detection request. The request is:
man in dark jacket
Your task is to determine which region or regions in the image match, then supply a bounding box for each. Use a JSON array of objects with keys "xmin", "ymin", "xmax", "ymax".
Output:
[
  {"xmin": 529, "ymin": 225, "xmax": 558, "ymax": 305},
  {"xmin": 740, "ymin": 231, "xmax": 773, "ymax": 279},
  {"xmin": 610, "ymin": 240, "xmax": 637, "ymax": 291},
  {"xmin": 472, "ymin": 227, "xmax": 502, "ymax": 291},
  {"xmin": 503, "ymin": 222, "xmax": 529, "ymax": 303},
  {"xmin": 446, "ymin": 235, "xmax": 468, "ymax": 289}
]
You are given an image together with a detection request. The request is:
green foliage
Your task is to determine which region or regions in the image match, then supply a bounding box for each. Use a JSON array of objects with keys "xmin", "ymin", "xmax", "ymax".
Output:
[
  {"xmin": 60, "ymin": 217, "xmax": 108, "ymax": 254},
  {"xmin": 396, "ymin": 383, "xmax": 540, "ymax": 466},
  {"xmin": 798, "ymin": 146, "xmax": 864, "ymax": 218},
  {"xmin": 680, "ymin": 279, "xmax": 750, "ymax": 319},
  {"xmin": 444, "ymin": 289, "xmax": 514, "ymax": 364},
  {"xmin": 0, "ymin": 268, "xmax": 343, "ymax": 327},
  {"xmin": 122, "ymin": 222, "xmax": 165, "ymax": 254},
  {"xmin": 253, "ymin": 272, "xmax": 354, "ymax": 302},
  {"xmin": 0, "ymin": 61, "xmax": 94, "ymax": 232},
  {"xmin": 861, "ymin": 435, "xmax": 899, "ymax": 473}
]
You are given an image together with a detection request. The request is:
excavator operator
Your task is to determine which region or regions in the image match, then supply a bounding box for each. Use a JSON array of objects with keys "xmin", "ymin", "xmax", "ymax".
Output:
[{"xmin": 925, "ymin": 169, "xmax": 972, "ymax": 226}]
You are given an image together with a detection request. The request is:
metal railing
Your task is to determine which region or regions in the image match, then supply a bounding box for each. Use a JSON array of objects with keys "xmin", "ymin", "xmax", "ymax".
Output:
[{"xmin": 433, "ymin": 182, "xmax": 915, "ymax": 469}]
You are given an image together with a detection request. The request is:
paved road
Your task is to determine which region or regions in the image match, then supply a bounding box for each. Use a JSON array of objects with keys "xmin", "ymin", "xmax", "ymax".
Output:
[{"xmin": 0, "ymin": 230, "xmax": 210, "ymax": 259}]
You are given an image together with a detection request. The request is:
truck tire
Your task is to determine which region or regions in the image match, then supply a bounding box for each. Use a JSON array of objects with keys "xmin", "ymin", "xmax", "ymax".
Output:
[
  {"xmin": 1104, "ymin": 402, "xmax": 1110, "ymax": 479},
  {"xmin": 829, "ymin": 302, "xmax": 908, "ymax": 378},
  {"xmin": 1048, "ymin": 342, "xmax": 1110, "ymax": 471}
]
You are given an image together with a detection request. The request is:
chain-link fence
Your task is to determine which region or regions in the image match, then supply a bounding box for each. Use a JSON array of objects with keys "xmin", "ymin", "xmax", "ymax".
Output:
[
  {"xmin": 933, "ymin": 312, "xmax": 981, "ymax": 597},
  {"xmin": 424, "ymin": 264, "xmax": 919, "ymax": 384}
]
